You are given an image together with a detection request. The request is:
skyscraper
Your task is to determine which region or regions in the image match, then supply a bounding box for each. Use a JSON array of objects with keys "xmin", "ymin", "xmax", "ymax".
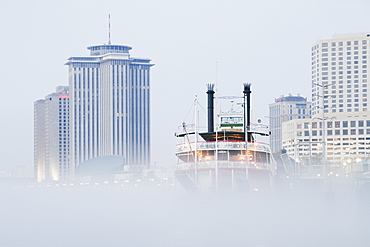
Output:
[
  {"xmin": 281, "ymin": 32, "xmax": 370, "ymax": 167},
  {"xmin": 269, "ymin": 94, "xmax": 311, "ymax": 153},
  {"xmin": 65, "ymin": 44, "xmax": 153, "ymax": 173},
  {"xmin": 34, "ymin": 86, "xmax": 70, "ymax": 182},
  {"xmin": 311, "ymin": 32, "xmax": 370, "ymax": 115}
]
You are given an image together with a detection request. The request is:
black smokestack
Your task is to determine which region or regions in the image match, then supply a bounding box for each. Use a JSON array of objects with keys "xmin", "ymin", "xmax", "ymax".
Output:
[
  {"xmin": 243, "ymin": 83, "xmax": 252, "ymax": 133},
  {"xmin": 206, "ymin": 84, "xmax": 215, "ymax": 133}
]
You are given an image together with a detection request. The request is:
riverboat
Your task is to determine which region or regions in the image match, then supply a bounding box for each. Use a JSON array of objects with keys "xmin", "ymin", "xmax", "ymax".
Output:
[{"xmin": 175, "ymin": 84, "xmax": 276, "ymax": 192}]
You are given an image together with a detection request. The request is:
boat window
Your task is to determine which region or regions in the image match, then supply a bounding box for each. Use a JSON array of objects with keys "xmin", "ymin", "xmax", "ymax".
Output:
[{"xmin": 221, "ymin": 117, "xmax": 243, "ymax": 124}]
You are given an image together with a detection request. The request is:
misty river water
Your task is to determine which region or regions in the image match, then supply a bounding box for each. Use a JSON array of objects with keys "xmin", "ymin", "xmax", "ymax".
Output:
[{"xmin": 0, "ymin": 183, "xmax": 369, "ymax": 247}]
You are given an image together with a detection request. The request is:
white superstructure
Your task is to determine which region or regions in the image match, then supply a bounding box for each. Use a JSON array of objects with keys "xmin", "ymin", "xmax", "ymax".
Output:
[{"xmin": 65, "ymin": 44, "xmax": 154, "ymax": 173}]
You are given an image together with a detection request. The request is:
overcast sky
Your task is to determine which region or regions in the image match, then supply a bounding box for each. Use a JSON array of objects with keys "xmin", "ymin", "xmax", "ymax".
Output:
[{"xmin": 0, "ymin": 0, "xmax": 369, "ymax": 173}]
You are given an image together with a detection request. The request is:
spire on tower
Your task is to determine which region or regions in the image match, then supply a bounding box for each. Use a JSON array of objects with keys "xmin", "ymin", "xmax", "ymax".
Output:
[{"xmin": 108, "ymin": 14, "xmax": 111, "ymax": 45}]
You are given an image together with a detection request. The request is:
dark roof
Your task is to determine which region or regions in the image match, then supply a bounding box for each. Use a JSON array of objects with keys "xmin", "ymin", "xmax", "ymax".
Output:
[{"xmin": 199, "ymin": 131, "xmax": 245, "ymax": 141}]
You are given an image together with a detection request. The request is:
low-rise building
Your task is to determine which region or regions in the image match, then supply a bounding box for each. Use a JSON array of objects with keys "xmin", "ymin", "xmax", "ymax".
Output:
[{"xmin": 282, "ymin": 112, "xmax": 370, "ymax": 171}]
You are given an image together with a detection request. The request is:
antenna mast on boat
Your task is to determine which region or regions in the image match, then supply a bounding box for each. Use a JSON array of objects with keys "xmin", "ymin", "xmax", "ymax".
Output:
[{"xmin": 194, "ymin": 95, "xmax": 198, "ymax": 183}]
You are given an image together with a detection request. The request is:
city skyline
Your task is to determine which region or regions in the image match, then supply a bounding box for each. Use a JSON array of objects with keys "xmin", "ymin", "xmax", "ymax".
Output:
[{"xmin": 1, "ymin": 0, "xmax": 370, "ymax": 174}]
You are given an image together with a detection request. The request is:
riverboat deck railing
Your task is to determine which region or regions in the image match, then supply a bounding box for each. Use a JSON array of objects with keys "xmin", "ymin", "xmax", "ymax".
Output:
[
  {"xmin": 176, "ymin": 141, "xmax": 271, "ymax": 153},
  {"xmin": 176, "ymin": 161, "xmax": 273, "ymax": 172}
]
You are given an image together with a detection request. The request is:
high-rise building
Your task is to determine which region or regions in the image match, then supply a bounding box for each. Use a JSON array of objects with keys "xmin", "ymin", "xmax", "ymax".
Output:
[
  {"xmin": 34, "ymin": 99, "xmax": 46, "ymax": 181},
  {"xmin": 65, "ymin": 44, "xmax": 153, "ymax": 173},
  {"xmin": 269, "ymin": 94, "xmax": 311, "ymax": 153},
  {"xmin": 281, "ymin": 32, "xmax": 370, "ymax": 168},
  {"xmin": 34, "ymin": 86, "xmax": 70, "ymax": 182},
  {"xmin": 311, "ymin": 32, "xmax": 370, "ymax": 115}
]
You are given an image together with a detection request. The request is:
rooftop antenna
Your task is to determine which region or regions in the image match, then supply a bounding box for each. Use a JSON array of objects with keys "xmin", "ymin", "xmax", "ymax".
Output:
[{"xmin": 108, "ymin": 14, "xmax": 111, "ymax": 44}]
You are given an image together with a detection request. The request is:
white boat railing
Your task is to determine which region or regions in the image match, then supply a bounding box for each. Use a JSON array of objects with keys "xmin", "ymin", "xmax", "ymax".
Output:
[
  {"xmin": 176, "ymin": 161, "xmax": 273, "ymax": 172},
  {"xmin": 176, "ymin": 141, "xmax": 271, "ymax": 153}
]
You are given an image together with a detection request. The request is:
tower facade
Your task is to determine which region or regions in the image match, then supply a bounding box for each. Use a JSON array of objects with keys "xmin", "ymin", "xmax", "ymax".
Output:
[
  {"xmin": 311, "ymin": 33, "xmax": 370, "ymax": 115},
  {"xmin": 34, "ymin": 86, "xmax": 70, "ymax": 182},
  {"xmin": 65, "ymin": 44, "xmax": 153, "ymax": 172},
  {"xmin": 269, "ymin": 95, "xmax": 311, "ymax": 153}
]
